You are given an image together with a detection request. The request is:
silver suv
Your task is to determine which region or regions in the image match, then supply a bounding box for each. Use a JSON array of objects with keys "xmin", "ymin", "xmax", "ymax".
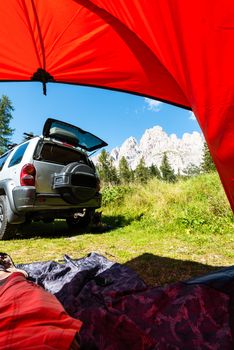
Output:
[{"xmin": 0, "ymin": 118, "xmax": 107, "ymax": 239}]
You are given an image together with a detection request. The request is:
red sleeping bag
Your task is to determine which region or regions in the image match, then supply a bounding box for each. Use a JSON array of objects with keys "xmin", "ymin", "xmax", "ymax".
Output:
[{"xmin": 0, "ymin": 272, "xmax": 82, "ymax": 350}]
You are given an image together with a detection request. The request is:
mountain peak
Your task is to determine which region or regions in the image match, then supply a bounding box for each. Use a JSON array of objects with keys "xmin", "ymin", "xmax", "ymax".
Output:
[{"xmin": 110, "ymin": 125, "xmax": 204, "ymax": 173}]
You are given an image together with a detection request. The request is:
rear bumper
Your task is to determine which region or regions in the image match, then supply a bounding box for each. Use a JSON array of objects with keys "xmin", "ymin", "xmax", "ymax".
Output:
[
  {"xmin": 12, "ymin": 186, "xmax": 101, "ymax": 212},
  {"xmin": 12, "ymin": 187, "xmax": 36, "ymax": 210}
]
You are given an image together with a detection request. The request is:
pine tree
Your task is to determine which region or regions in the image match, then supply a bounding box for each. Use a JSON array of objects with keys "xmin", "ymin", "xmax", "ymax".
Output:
[
  {"xmin": 118, "ymin": 156, "xmax": 133, "ymax": 184},
  {"xmin": 201, "ymin": 142, "xmax": 216, "ymax": 173},
  {"xmin": 160, "ymin": 152, "xmax": 176, "ymax": 182},
  {"xmin": 0, "ymin": 95, "xmax": 14, "ymax": 154},
  {"xmin": 183, "ymin": 163, "xmax": 201, "ymax": 177},
  {"xmin": 97, "ymin": 149, "xmax": 119, "ymax": 185},
  {"xmin": 134, "ymin": 157, "xmax": 149, "ymax": 183},
  {"xmin": 148, "ymin": 163, "xmax": 161, "ymax": 179}
]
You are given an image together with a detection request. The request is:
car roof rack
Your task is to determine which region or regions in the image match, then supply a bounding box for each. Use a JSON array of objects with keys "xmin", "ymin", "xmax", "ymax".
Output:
[
  {"xmin": 7, "ymin": 143, "xmax": 18, "ymax": 150},
  {"xmin": 23, "ymin": 132, "xmax": 35, "ymax": 140}
]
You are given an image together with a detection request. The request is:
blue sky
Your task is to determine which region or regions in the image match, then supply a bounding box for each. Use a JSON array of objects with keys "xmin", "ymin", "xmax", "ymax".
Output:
[{"xmin": 0, "ymin": 82, "xmax": 201, "ymax": 152}]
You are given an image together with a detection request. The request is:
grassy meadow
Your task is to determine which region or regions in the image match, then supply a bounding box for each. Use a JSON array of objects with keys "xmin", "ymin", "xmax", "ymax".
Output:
[{"xmin": 0, "ymin": 172, "xmax": 233, "ymax": 286}]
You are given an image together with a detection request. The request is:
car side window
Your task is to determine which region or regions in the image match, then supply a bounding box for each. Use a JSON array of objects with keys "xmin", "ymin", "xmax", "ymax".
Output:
[
  {"xmin": 8, "ymin": 142, "xmax": 29, "ymax": 168},
  {"xmin": 0, "ymin": 151, "xmax": 12, "ymax": 171}
]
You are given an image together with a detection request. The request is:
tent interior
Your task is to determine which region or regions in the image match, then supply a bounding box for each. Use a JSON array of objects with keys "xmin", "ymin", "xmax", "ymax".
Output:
[{"xmin": 0, "ymin": 1, "xmax": 234, "ymax": 348}]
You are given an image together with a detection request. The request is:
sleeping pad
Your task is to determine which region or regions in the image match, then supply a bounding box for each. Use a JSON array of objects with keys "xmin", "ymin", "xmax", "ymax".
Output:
[{"xmin": 13, "ymin": 252, "xmax": 234, "ymax": 349}]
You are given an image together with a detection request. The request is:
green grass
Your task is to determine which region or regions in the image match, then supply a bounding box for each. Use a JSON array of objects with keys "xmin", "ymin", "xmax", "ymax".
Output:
[{"xmin": 0, "ymin": 172, "xmax": 233, "ymax": 286}]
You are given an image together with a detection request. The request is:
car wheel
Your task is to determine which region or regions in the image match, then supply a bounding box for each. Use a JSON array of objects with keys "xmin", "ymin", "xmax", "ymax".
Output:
[
  {"xmin": 54, "ymin": 162, "xmax": 97, "ymax": 204},
  {"xmin": 0, "ymin": 196, "xmax": 17, "ymax": 240},
  {"xmin": 66, "ymin": 209, "xmax": 94, "ymax": 230}
]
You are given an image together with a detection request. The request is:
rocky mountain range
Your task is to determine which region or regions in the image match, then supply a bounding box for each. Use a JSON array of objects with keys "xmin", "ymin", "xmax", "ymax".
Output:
[{"xmin": 95, "ymin": 126, "xmax": 205, "ymax": 174}]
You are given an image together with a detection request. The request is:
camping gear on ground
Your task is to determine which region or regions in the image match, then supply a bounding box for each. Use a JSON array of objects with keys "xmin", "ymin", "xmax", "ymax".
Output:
[{"xmin": 14, "ymin": 252, "xmax": 234, "ymax": 349}]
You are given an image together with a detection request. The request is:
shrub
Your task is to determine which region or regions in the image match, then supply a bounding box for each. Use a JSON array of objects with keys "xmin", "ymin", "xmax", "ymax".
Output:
[{"xmin": 101, "ymin": 185, "xmax": 132, "ymax": 207}]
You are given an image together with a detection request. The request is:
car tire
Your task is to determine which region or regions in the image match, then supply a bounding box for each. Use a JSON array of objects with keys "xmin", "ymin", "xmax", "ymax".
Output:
[
  {"xmin": 55, "ymin": 162, "xmax": 97, "ymax": 204},
  {"xmin": 0, "ymin": 196, "xmax": 17, "ymax": 240},
  {"xmin": 66, "ymin": 209, "xmax": 94, "ymax": 230}
]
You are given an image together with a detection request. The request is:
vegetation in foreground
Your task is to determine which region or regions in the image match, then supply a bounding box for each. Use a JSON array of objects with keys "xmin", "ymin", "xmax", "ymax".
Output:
[{"xmin": 0, "ymin": 172, "xmax": 233, "ymax": 286}]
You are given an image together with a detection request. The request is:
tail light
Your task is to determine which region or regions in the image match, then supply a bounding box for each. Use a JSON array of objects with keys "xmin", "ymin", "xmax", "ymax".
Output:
[{"xmin": 20, "ymin": 164, "xmax": 36, "ymax": 186}]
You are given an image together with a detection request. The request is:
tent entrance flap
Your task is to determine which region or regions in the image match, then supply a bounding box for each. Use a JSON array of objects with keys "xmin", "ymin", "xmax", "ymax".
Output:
[{"xmin": 0, "ymin": 1, "xmax": 233, "ymax": 211}]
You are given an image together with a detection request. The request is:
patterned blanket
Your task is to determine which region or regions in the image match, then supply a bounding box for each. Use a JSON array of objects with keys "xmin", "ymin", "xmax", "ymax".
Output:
[{"xmin": 18, "ymin": 253, "xmax": 234, "ymax": 349}]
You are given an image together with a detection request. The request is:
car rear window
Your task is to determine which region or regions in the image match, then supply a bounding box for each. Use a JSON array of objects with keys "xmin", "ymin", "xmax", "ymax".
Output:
[
  {"xmin": 8, "ymin": 142, "xmax": 29, "ymax": 168},
  {"xmin": 36, "ymin": 143, "xmax": 87, "ymax": 165}
]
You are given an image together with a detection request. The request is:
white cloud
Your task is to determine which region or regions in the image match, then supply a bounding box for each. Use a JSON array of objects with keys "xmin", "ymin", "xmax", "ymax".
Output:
[
  {"xmin": 144, "ymin": 98, "xmax": 162, "ymax": 112},
  {"xmin": 189, "ymin": 111, "xmax": 196, "ymax": 120}
]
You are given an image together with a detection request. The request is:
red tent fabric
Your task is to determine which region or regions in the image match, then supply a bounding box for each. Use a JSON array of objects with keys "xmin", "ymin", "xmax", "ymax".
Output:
[{"xmin": 0, "ymin": 0, "xmax": 234, "ymax": 210}]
